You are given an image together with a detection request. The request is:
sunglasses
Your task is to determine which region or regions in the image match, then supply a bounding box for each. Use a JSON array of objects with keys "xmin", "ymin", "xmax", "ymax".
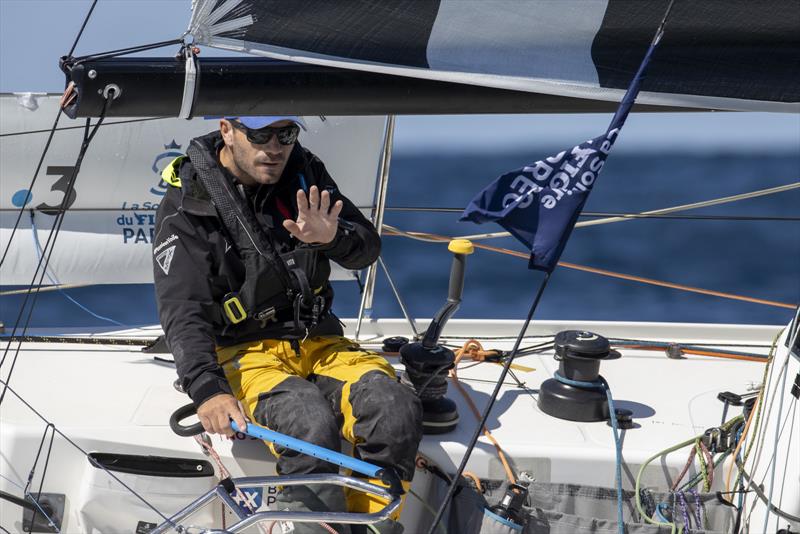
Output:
[{"xmin": 231, "ymin": 121, "xmax": 300, "ymax": 145}]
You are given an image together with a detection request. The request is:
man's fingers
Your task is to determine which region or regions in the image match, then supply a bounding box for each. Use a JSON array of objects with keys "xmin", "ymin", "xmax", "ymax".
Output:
[
  {"xmin": 231, "ymin": 407, "xmax": 248, "ymax": 433},
  {"xmin": 200, "ymin": 415, "xmax": 213, "ymax": 434},
  {"xmin": 320, "ymin": 190, "xmax": 331, "ymax": 213},
  {"xmin": 215, "ymin": 411, "xmax": 234, "ymax": 437},
  {"xmin": 329, "ymin": 200, "xmax": 344, "ymax": 219},
  {"xmin": 308, "ymin": 185, "xmax": 320, "ymax": 208},
  {"xmin": 283, "ymin": 219, "xmax": 301, "ymax": 237},
  {"xmin": 296, "ymin": 188, "xmax": 308, "ymax": 212}
]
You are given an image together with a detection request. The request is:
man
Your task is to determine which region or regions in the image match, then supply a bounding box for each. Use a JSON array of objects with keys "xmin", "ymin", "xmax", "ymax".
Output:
[{"xmin": 152, "ymin": 116, "xmax": 422, "ymax": 534}]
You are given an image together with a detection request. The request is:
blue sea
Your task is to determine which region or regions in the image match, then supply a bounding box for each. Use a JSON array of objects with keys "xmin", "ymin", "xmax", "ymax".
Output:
[{"xmin": 2, "ymin": 150, "xmax": 798, "ymax": 333}]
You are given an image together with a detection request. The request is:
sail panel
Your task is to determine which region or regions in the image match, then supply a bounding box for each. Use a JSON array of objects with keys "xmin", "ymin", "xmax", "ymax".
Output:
[
  {"xmin": 191, "ymin": 0, "xmax": 800, "ymax": 112},
  {"xmin": 592, "ymin": 1, "xmax": 800, "ymax": 105},
  {"xmin": 427, "ymin": 0, "xmax": 607, "ymax": 86},
  {"xmin": 1, "ymin": 95, "xmax": 386, "ymax": 284}
]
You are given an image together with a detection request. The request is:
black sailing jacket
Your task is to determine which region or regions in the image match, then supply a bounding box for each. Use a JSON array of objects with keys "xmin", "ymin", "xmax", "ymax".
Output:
[{"xmin": 152, "ymin": 131, "xmax": 381, "ymax": 406}]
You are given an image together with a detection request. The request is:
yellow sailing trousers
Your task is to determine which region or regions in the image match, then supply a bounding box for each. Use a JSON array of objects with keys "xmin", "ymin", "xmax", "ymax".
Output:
[{"xmin": 216, "ymin": 336, "xmax": 422, "ymax": 516}]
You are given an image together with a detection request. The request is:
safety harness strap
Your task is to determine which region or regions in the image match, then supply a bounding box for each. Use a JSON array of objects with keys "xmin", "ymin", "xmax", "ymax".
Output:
[{"xmin": 186, "ymin": 140, "xmax": 294, "ymax": 290}]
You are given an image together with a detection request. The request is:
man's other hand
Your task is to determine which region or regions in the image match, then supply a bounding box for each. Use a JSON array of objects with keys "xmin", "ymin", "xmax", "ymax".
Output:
[
  {"xmin": 283, "ymin": 185, "xmax": 344, "ymax": 244},
  {"xmin": 197, "ymin": 393, "xmax": 248, "ymax": 437}
]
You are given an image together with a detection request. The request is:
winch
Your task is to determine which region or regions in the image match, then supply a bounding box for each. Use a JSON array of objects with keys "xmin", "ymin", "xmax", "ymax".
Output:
[
  {"xmin": 538, "ymin": 330, "xmax": 621, "ymax": 422},
  {"xmin": 395, "ymin": 239, "xmax": 475, "ymax": 434}
]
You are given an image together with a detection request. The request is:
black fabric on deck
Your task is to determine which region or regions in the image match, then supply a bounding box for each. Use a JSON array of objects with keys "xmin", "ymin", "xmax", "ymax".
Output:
[
  {"xmin": 592, "ymin": 0, "xmax": 800, "ymax": 103},
  {"xmin": 215, "ymin": 0, "xmax": 441, "ymax": 68}
]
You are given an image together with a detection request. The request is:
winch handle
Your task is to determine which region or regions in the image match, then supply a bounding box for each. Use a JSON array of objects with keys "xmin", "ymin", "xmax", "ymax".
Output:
[
  {"xmin": 422, "ymin": 239, "xmax": 474, "ymax": 348},
  {"xmin": 169, "ymin": 402, "xmax": 205, "ymax": 437}
]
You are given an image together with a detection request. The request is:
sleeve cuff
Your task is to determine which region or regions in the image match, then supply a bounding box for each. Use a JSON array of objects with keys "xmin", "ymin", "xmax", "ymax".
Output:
[
  {"xmin": 314, "ymin": 219, "xmax": 355, "ymax": 252},
  {"xmin": 189, "ymin": 373, "xmax": 233, "ymax": 406}
]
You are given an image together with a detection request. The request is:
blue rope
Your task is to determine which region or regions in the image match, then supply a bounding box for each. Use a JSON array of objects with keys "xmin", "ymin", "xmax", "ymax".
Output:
[
  {"xmin": 554, "ymin": 372, "xmax": 624, "ymax": 534},
  {"xmin": 30, "ymin": 214, "xmax": 128, "ymax": 328}
]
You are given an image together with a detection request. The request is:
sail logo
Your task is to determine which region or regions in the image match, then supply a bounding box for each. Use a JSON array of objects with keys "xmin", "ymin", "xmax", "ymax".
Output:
[
  {"xmin": 155, "ymin": 245, "xmax": 176, "ymax": 275},
  {"xmin": 503, "ymin": 128, "xmax": 618, "ymax": 211},
  {"xmin": 232, "ymin": 487, "xmax": 263, "ymax": 510},
  {"xmin": 231, "ymin": 486, "xmax": 279, "ymax": 510}
]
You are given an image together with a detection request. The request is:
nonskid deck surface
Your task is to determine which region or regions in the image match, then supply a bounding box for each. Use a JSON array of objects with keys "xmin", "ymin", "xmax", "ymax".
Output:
[{"xmin": 0, "ymin": 319, "xmax": 785, "ymax": 531}]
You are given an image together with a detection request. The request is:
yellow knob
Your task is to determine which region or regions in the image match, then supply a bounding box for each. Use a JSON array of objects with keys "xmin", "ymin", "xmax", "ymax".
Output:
[{"xmin": 448, "ymin": 239, "xmax": 474, "ymax": 255}]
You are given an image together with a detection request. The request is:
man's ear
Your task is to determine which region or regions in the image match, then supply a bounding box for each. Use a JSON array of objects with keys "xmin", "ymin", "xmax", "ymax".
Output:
[{"xmin": 220, "ymin": 119, "xmax": 234, "ymax": 145}]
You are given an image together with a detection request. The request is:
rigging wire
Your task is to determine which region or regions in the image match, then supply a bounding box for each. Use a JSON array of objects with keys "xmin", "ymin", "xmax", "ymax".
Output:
[
  {"xmin": 2, "ymin": 205, "xmax": 796, "ymax": 222},
  {"xmin": 70, "ymin": 38, "xmax": 184, "ymax": 63},
  {"xmin": 0, "ymin": 99, "xmax": 112, "ymax": 407},
  {"xmin": 774, "ymin": 399, "xmax": 798, "ymax": 527},
  {"xmin": 382, "ymin": 206, "xmax": 800, "ymax": 223},
  {"xmin": 452, "ymin": 181, "xmax": 800, "ymax": 241},
  {"xmin": 0, "ymin": 117, "xmax": 165, "ymax": 138},
  {"xmin": 0, "ymin": 377, "xmax": 178, "ymax": 529},
  {"xmin": 0, "ymin": 110, "xmax": 64, "ymax": 269},
  {"xmin": 65, "ymin": 0, "xmax": 98, "ymax": 57},
  {"xmin": 0, "ymin": 0, "xmax": 99, "ymax": 270},
  {"xmin": 383, "ymin": 224, "xmax": 797, "ymax": 310},
  {"xmin": 29, "ymin": 211, "xmax": 128, "ymax": 327},
  {"xmin": 426, "ymin": 272, "xmax": 552, "ymax": 534},
  {"xmin": 25, "ymin": 424, "xmax": 58, "ymax": 533}
]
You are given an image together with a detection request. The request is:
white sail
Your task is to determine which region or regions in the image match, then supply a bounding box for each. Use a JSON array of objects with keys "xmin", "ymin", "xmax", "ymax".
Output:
[{"xmin": 0, "ymin": 94, "xmax": 388, "ymax": 285}]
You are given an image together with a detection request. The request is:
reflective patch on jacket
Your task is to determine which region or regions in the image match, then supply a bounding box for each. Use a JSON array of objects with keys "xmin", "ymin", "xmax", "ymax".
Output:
[{"xmin": 161, "ymin": 156, "xmax": 187, "ymax": 188}]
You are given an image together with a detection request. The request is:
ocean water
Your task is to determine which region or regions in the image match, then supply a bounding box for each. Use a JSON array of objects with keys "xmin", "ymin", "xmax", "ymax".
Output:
[{"xmin": 2, "ymin": 150, "xmax": 798, "ymax": 333}]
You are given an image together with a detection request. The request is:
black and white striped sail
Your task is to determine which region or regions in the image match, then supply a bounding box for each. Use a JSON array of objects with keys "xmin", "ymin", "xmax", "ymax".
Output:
[{"xmin": 189, "ymin": 0, "xmax": 799, "ymax": 113}]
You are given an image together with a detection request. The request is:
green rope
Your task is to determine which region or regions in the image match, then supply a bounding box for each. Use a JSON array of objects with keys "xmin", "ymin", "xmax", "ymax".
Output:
[
  {"xmin": 694, "ymin": 440, "xmax": 710, "ymax": 492},
  {"xmin": 635, "ymin": 416, "xmax": 744, "ymax": 534},
  {"xmin": 733, "ymin": 330, "xmax": 781, "ymax": 492},
  {"xmin": 678, "ymin": 451, "xmax": 730, "ymax": 492}
]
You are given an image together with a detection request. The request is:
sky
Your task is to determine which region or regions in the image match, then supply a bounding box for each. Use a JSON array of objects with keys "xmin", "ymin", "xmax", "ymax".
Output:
[{"xmin": 1, "ymin": 0, "xmax": 798, "ymax": 154}]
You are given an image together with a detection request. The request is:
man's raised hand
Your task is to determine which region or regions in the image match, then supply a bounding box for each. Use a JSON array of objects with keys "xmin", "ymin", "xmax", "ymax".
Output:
[{"xmin": 283, "ymin": 185, "xmax": 343, "ymax": 244}]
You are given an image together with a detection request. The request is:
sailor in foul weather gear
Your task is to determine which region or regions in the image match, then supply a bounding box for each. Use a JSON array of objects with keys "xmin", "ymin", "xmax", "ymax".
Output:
[{"xmin": 152, "ymin": 116, "xmax": 422, "ymax": 533}]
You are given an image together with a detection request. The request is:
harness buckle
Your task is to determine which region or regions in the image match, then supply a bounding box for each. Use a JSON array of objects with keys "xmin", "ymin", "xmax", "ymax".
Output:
[
  {"xmin": 222, "ymin": 293, "xmax": 247, "ymax": 324},
  {"xmin": 255, "ymin": 307, "xmax": 277, "ymax": 328}
]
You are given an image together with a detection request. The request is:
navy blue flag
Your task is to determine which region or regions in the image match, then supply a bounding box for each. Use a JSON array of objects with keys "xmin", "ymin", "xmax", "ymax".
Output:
[{"xmin": 460, "ymin": 30, "xmax": 664, "ymax": 272}]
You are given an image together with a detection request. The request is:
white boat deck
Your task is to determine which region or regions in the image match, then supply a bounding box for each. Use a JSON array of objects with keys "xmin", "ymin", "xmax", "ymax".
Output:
[{"xmin": 0, "ymin": 319, "xmax": 792, "ymax": 532}]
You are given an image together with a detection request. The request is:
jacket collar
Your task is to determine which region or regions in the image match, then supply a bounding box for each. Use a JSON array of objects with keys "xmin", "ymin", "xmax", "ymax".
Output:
[{"xmin": 179, "ymin": 131, "xmax": 309, "ymax": 217}]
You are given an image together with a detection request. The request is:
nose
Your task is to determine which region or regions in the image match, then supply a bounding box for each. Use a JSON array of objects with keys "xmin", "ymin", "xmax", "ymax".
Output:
[{"xmin": 258, "ymin": 136, "xmax": 283, "ymax": 155}]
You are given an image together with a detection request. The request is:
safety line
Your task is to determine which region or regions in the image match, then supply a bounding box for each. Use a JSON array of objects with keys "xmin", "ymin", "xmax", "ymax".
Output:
[
  {"xmin": 382, "ymin": 206, "xmax": 800, "ymax": 222},
  {"xmin": 576, "ymin": 182, "xmax": 800, "ymax": 229},
  {"xmin": 1, "ymin": 100, "xmax": 112, "ymax": 406},
  {"xmin": 383, "ymin": 225, "xmax": 797, "ymax": 310},
  {"xmin": 0, "ymin": 377, "xmax": 177, "ymax": 528},
  {"xmin": 453, "ymin": 181, "xmax": 800, "ymax": 240},
  {"xmin": 66, "ymin": 0, "xmax": 98, "ymax": 57},
  {"xmin": 0, "ymin": 117, "xmax": 165, "ymax": 138},
  {"xmin": 0, "ymin": 112, "xmax": 63, "ymax": 269}
]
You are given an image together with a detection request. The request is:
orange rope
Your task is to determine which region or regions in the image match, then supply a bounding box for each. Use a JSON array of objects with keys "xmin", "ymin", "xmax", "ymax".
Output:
[
  {"xmin": 450, "ymin": 339, "xmax": 517, "ymax": 484},
  {"xmin": 383, "ymin": 227, "xmax": 796, "ymax": 310},
  {"xmin": 463, "ymin": 471, "xmax": 484, "ymax": 493},
  {"xmin": 617, "ymin": 344, "xmax": 769, "ymax": 363}
]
